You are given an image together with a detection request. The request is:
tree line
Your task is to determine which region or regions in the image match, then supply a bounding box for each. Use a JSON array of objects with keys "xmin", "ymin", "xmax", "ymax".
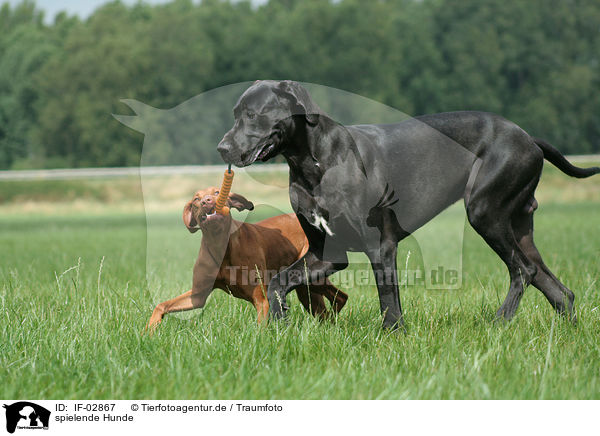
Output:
[{"xmin": 1, "ymin": 0, "xmax": 599, "ymax": 169}]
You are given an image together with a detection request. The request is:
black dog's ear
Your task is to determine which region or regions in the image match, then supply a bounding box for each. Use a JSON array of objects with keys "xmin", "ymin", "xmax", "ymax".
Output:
[
  {"xmin": 274, "ymin": 80, "xmax": 320, "ymax": 126},
  {"xmin": 228, "ymin": 192, "xmax": 254, "ymax": 211}
]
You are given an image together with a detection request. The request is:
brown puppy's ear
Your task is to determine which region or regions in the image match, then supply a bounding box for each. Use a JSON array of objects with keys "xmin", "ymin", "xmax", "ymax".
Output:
[
  {"xmin": 227, "ymin": 192, "xmax": 254, "ymax": 212},
  {"xmin": 182, "ymin": 201, "xmax": 200, "ymax": 233}
]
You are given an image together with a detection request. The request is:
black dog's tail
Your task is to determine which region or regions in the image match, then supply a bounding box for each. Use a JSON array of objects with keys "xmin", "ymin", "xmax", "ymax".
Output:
[{"xmin": 534, "ymin": 137, "xmax": 600, "ymax": 178}]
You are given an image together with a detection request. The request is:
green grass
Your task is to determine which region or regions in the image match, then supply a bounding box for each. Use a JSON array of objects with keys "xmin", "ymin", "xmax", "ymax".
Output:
[{"xmin": 1, "ymin": 169, "xmax": 599, "ymax": 399}]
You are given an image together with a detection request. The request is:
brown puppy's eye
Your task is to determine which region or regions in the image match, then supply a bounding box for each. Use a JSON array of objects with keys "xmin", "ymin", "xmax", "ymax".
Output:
[{"xmin": 214, "ymin": 191, "xmax": 219, "ymax": 195}]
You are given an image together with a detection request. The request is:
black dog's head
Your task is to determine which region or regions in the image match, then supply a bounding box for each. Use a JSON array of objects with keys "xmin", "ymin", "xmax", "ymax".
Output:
[{"xmin": 217, "ymin": 80, "xmax": 321, "ymax": 167}]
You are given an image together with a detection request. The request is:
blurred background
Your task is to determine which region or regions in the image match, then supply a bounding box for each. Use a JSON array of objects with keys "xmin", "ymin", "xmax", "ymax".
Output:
[{"xmin": 0, "ymin": 0, "xmax": 599, "ymax": 170}]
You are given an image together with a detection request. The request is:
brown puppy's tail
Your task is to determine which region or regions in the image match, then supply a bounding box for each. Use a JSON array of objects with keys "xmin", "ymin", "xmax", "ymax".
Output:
[{"xmin": 534, "ymin": 137, "xmax": 600, "ymax": 178}]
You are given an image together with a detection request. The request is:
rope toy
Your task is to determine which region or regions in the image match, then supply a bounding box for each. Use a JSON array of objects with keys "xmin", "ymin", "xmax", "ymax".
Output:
[{"xmin": 215, "ymin": 164, "xmax": 234, "ymax": 215}]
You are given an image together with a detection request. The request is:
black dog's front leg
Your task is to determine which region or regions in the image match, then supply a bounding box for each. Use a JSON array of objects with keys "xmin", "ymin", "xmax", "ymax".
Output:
[
  {"xmin": 267, "ymin": 251, "xmax": 348, "ymax": 320},
  {"xmin": 368, "ymin": 241, "xmax": 404, "ymax": 330}
]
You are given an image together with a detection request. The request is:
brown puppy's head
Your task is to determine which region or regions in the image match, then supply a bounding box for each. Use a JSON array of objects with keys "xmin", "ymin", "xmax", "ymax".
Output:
[{"xmin": 182, "ymin": 186, "xmax": 254, "ymax": 234}]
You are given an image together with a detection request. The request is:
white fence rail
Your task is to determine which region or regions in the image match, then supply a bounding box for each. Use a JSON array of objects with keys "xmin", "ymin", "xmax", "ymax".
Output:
[
  {"xmin": 0, "ymin": 164, "xmax": 289, "ymax": 181},
  {"xmin": 0, "ymin": 157, "xmax": 598, "ymax": 181}
]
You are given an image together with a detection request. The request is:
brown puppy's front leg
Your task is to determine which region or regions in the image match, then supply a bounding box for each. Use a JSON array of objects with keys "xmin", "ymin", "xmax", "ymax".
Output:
[
  {"xmin": 145, "ymin": 289, "xmax": 208, "ymax": 335},
  {"xmin": 251, "ymin": 286, "xmax": 270, "ymax": 325}
]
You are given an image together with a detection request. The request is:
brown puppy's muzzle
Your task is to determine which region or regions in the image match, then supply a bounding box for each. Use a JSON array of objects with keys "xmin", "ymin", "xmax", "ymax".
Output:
[
  {"xmin": 198, "ymin": 194, "xmax": 215, "ymax": 215},
  {"xmin": 193, "ymin": 194, "xmax": 226, "ymax": 227}
]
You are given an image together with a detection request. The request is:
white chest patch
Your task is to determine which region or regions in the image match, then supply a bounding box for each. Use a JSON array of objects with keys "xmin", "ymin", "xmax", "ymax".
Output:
[{"xmin": 310, "ymin": 211, "xmax": 334, "ymax": 236}]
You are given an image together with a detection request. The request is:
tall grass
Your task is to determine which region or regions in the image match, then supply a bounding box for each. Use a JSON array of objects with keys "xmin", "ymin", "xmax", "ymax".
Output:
[{"xmin": 1, "ymin": 202, "xmax": 599, "ymax": 399}]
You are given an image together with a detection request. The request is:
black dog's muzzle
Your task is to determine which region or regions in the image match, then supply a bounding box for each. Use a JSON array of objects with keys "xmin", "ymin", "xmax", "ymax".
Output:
[{"xmin": 218, "ymin": 130, "xmax": 282, "ymax": 167}]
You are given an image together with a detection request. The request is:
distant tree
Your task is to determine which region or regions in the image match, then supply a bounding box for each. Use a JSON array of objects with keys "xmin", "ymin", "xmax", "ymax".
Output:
[{"xmin": 0, "ymin": 1, "xmax": 49, "ymax": 168}]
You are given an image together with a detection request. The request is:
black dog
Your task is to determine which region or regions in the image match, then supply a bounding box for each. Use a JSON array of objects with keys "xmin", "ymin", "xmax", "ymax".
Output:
[{"xmin": 218, "ymin": 80, "xmax": 599, "ymax": 329}]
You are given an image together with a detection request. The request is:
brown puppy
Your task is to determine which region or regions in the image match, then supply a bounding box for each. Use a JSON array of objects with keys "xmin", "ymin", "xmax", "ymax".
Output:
[{"xmin": 146, "ymin": 187, "xmax": 348, "ymax": 333}]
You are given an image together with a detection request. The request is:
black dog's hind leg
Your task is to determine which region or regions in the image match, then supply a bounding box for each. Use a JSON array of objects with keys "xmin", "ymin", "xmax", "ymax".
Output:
[
  {"xmin": 468, "ymin": 207, "xmax": 537, "ymax": 320},
  {"xmin": 267, "ymin": 251, "xmax": 348, "ymax": 320},
  {"xmin": 466, "ymin": 148, "xmax": 542, "ymax": 321},
  {"xmin": 512, "ymin": 210, "xmax": 576, "ymax": 320}
]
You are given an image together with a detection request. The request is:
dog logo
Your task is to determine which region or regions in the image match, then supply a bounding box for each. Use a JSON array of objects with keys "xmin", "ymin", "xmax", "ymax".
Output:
[
  {"xmin": 2, "ymin": 402, "xmax": 50, "ymax": 433},
  {"xmin": 115, "ymin": 81, "xmax": 471, "ymax": 293}
]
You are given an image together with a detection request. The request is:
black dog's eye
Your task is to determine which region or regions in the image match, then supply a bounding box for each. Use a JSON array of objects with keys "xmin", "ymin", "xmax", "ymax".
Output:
[{"xmin": 246, "ymin": 111, "xmax": 256, "ymax": 120}]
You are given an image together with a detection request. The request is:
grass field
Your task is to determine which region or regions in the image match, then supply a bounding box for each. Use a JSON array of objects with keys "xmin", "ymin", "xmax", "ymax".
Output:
[{"xmin": 1, "ymin": 163, "xmax": 599, "ymax": 399}]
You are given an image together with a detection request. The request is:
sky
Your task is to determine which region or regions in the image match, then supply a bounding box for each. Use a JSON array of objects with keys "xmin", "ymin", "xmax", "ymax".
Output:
[
  {"xmin": 8, "ymin": 0, "xmax": 266, "ymax": 23},
  {"xmin": 8, "ymin": 0, "xmax": 170, "ymax": 22}
]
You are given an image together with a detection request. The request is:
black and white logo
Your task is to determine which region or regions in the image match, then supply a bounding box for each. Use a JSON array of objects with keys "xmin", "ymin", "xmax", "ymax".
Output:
[{"xmin": 3, "ymin": 402, "xmax": 50, "ymax": 433}]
